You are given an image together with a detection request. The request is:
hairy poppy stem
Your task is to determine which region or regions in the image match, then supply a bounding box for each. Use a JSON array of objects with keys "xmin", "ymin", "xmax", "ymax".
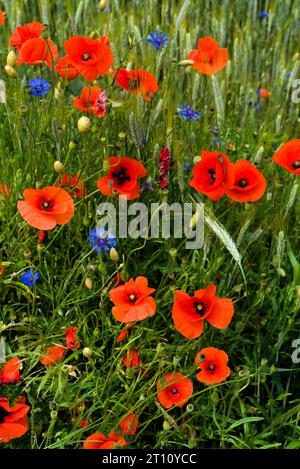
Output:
[{"xmin": 211, "ymin": 74, "xmax": 225, "ymax": 128}]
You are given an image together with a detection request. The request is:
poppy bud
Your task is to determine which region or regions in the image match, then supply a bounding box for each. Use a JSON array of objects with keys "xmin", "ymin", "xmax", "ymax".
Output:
[
  {"xmin": 83, "ymin": 347, "xmax": 93, "ymax": 359},
  {"xmin": 69, "ymin": 141, "xmax": 76, "ymax": 150},
  {"xmin": 109, "ymin": 247, "xmax": 119, "ymax": 262},
  {"xmin": 178, "ymin": 59, "xmax": 195, "ymax": 66},
  {"xmin": 163, "ymin": 421, "xmax": 171, "ymax": 431},
  {"xmin": 85, "ymin": 277, "xmax": 93, "ymax": 289},
  {"xmin": 7, "ymin": 50, "xmax": 17, "ymax": 67},
  {"xmin": 5, "ymin": 64, "xmax": 17, "ymax": 78},
  {"xmin": 102, "ymin": 160, "xmax": 110, "ymax": 172},
  {"xmin": 99, "ymin": 0, "xmax": 107, "ymax": 10},
  {"xmin": 193, "ymin": 156, "xmax": 201, "ymax": 164},
  {"xmin": 77, "ymin": 116, "xmax": 91, "ymax": 133},
  {"xmin": 53, "ymin": 161, "xmax": 64, "ymax": 174}
]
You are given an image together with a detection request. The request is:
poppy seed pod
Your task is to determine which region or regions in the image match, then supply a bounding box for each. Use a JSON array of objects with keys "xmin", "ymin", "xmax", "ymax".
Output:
[
  {"xmin": 85, "ymin": 277, "xmax": 93, "ymax": 289},
  {"xmin": 53, "ymin": 161, "xmax": 64, "ymax": 174},
  {"xmin": 109, "ymin": 247, "xmax": 119, "ymax": 262},
  {"xmin": 83, "ymin": 347, "xmax": 93, "ymax": 359},
  {"xmin": 7, "ymin": 50, "xmax": 17, "ymax": 67},
  {"xmin": 77, "ymin": 116, "xmax": 91, "ymax": 133},
  {"xmin": 5, "ymin": 64, "xmax": 17, "ymax": 78}
]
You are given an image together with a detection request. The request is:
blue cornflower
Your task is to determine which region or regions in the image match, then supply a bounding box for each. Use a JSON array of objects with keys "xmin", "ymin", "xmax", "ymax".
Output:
[
  {"xmin": 20, "ymin": 269, "xmax": 40, "ymax": 287},
  {"xmin": 183, "ymin": 162, "xmax": 192, "ymax": 173},
  {"xmin": 286, "ymin": 71, "xmax": 292, "ymax": 79},
  {"xmin": 147, "ymin": 30, "xmax": 170, "ymax": 51},
  {"xmin": 177, "ymin": 103, "xmax": 202, "ymax": 122},
  {"xmin": 89, "ymin": 228, "xmax": 117, "ymax": 254},
  {"xmin": 28, "ymin": 78, "xmax": 51, "ymax": 97},
  {"xmin": 259, "ymin": 11, "xmax": 269, "ymax": 18},
  {"xmin": 254, "ymin": 102, "xmax": 261, "ymax": 110}
]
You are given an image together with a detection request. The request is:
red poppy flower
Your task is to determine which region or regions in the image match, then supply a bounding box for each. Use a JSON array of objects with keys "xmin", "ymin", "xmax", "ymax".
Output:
[
  {"xmin": 119, "ymin": 412, "xmax": 138, "ymax": 436},
  {"xmin": 83, "ymin": 431, "xmax": 127, "ymax": 449},
  {"xmin": 57, "ymin": 173, "xmax": 87, "ymax": 198},
  {"xmin": 258, "ymin": 88, "xmax": 271, "ymax": 99},
  {"xmin": 188, "ymin": 37, "xmax": 228, "ymax": 75},
  {"xmin": 195, "ymin": 347, "xmax": 231, "ymax": 384},
  {"xmin": 0, "ymin": 357, "xmax": 22, "ymax": 384},
  {"xmin": 114, "ymin": 68, "xmax": 158, "ymax": 101},
  {"xmin": 0, "ymin": 396, "xmax": 29, "ymax": 444},
  {"xmin": 0, "ymin": 184, "xmax": 9, "ymax": 199},
  {"xmin": 225, "ymin": 159, "xmax": 266, "ymax": 203},
  {"xmin": 157, "ymin": 372, "xmax": 193, "ymax": 409},
  {"xmin": 172, "ymin": 284, "xmax": 234, "ymax": 339},
  {"xmin": 116, "ymin": 327, "xmax": 130, "ymax": 343},
  {"xmin": 64, "ymin": 326, "xmax": 80, "ymax": 350},
  {"xmin": 17, "ymin": 186, "xmax": 75, "ymax": 231},
  {"xmin": 73, "ymin": 86, "xmax": 107, "ymax": 118},
  {"xmin": 98, "ymin": 156, "xmax": 147, "ymax": 200},
  {"xmin": 121, "ymin": 349, "xmax": 142, "ymax": 369},
  {"xmin": 272, "ymin": 139, "xmax": 300, "ymax": 175},
  {"xmin": 189, "ymin": 151, "xmax": 234, "ymax": 200},
  {"xmin": 63, "ymin": 36, "xmax": 113, "ymax": 82},
  {"xmin": 9, "ymin": 21, "xmax": 43, "ymax": 49},
  {"xmin": 0, "ymin": 11, "xmax": 5, "ymax": 25},
  {"xmin": 110, "ymin": 276, "xmax": 156, "ymax": 323},
  {"xmin": 40, "ymin": 344, "xmax": 66, "ymax": 366},
  {"xmin": 16, "ymin": 37, "xmax": 58, "ymax": 67},
  {"xmin": 54, "ymin": 56, "xmax": 79, "ymax": 80}
]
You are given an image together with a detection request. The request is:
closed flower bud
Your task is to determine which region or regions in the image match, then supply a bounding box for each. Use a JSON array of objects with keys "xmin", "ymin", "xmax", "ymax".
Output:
[
  {"xmin": 7, "ymin": 50, "xmax": 17, "ymax": 67},
  {"xmin": 103, "ymin": 160, "xmax": 110, "ymax": 172},
  {"xmin": 109, "ymin": 247, "xmax": 119, "ymax": 262},
  {"xmin": 163, "ymin": 421, "xmax": 171, "ymax": 431},
  {"xmin": 77, "ymin": 116, "xmax": 91, "ymax": 133},
  {"xmin": 69, "ymin": 141, "xmax": 76, "ymax": 150},
  {"xmin": 118, "ymin": 132, "xmax": 126, "ymax": 139},
  {"xmin": 5, "ymin": 64, "xmax": 17, "ymax": 78},
  {"xmin": 193, "ymin": 155, "xmax": 201, "ymax": 164},
  {"xmin": 85, "ymin": 277, "xmax": 93, "ymax": 289},
  {"xmin": 53, "ymin": 161, "xmax": 64, "ymax": 174},
  {"xmin": 178, "ymin": 59, "xmax": 195, "ymax": 66},
  {"xmin": 83, "ymin": 347, "xmax": 93, "ymax": 359}
]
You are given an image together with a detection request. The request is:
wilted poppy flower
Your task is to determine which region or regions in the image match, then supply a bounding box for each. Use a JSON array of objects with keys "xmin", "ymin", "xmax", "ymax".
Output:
[
  {"xmin": 195, "ymin": 347, "xmax": 231, "ymax": 384},
  {"xmin": 188, "ymin": 37, "xmax": 228, "ymax": 75},
  {"xmin": 17, "ymin": 37, "xmax": 58, "ymax": 67},
  {"xmin": 64, "ymin": 326, "xmax": 80, "ymax": 350},
  {"xmin": 57, "ymin": 173, "xmax": 87, "ymax": 198},
  {"xmin": 83, "ymin": 431, "xmax": 127, "ymax": 449},
  {"xmin": 172, "ymin": 284, "xmax": 234, "ymax": 339},
  {"xmin": 114, "ymin": 68, "xmax": 158, "ymax": 101},
  {"xmin": 73, "ymin": 86, "xmax": 107, "ymax": 118},
  {"xmin": 54, "ymin": 56, "xmax": 79, "ymax": 80},
  {"xmin": 225, "ymin": 159, "xmax": 266, "ymax": 202},
  {"xmin": 0, "ymin": 11, "xmax": 5, "ymax": 25},
  {"xmin": 118, "ymin": 412, "xmax": 138, "ymax": 436},
  {"xmin": 272, "ymin": 139, "xmax": 300, "ymax": 175},
  {"xmin": 116, "ymin": 327, "xmax": 130, "ymax": 343},
  {"xmin": 17, "ymin": 186, "xmax": 75, "ymax": 231},
  {"xmin": 0, "ymin": 184, "xmax": 9, "ymax": 199},
  {"xmin": 110, "ymin": 276, "xmax": 156, "ymax": 323},
  {"xmin": 9, "ymin": 21, "xmax": 43, "ymax": 49},
  {"xmin": 40, "ymin": 344, "xmax": 66, "ymax": 366},
  {"xmin": 121, "ymin": 349, "xmax": 142, "ymax": 369},
  {"xmin": 157, "ymin": 372, "xmax": 193, "ymax": 409},
  {"xmin": 189, "ymin": 151, "xmax": 234, "ymax": 201},
  {"xmin": 98, "ymin": 156, "xmax": 147, "ymax": 200},
  {"xmin": 0, "ymin": 357, "xmax": 22, "ymax": 384},
  {"xmin": 64, "ymin": 36, "xmax": 113, "ymax": 82},
  {"xmin": 0, "ymin": 396, "xmax": 29, "ymax": 444}
]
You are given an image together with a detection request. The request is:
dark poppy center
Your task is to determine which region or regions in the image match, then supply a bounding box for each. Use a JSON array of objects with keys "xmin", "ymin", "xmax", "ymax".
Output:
[
  {"xmin": 194, "ymin": 301, "xmax": 207, "ymax": 317},
  {"xmin": 237, "ymin": 178, "xmax": 248, "ymax": 188},
  {"xmin": 170, "ymin": 387, "xmax": 179, "ymax": 395},
  {"xmin": 0, "ymin": 406, "xmax": 10, "ymax": 423},
  {"xmin": 292, "ymin": 160, "xmax": 300, "ymax": 169},
  {"xmin": 208, "ymin": 168, "xmax": 216, "ymax": 185},
  {"xmin": 111, "ymin": 167, "xmax": 131, "ymax": 186},
  {"xmin": 207, "ymin": 363, "xmax": 216, "ymax": 372},
  {"xmin": 82, "ymin": 53, "xmax": 91, "ymax": 61},
  {"xmin": 128, "ymin": 293, "xmax": 137, "ymax": 303},
  {"xmin": 41, "ymin": 200, "xmax": 52, "ymax": 210}
]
